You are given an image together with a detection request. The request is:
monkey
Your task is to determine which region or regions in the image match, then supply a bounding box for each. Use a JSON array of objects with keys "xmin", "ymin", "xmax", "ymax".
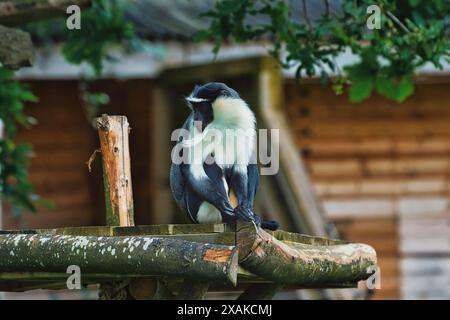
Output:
[{"xmin": 170, "ymin": 82, "xmax": 279, "ymax": 230}]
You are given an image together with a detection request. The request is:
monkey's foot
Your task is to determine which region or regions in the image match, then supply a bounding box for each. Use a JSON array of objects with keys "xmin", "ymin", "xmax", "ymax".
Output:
[{"xmin": 234, "ymin": 205, "xmax": 255, "ymax": 222}]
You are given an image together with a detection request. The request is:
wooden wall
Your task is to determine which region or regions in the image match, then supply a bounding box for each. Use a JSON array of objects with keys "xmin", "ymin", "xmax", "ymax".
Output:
[
  {"xmin": 2, "ymin": 79, "xmax": 154, "ymax": 229},
  {"xmin": 2, "ymin": 77, "xmax": 448, "ymax": 300},
  {"xmin": 285, "ymin": 80, "xmax": 450, "ymax": 299}
]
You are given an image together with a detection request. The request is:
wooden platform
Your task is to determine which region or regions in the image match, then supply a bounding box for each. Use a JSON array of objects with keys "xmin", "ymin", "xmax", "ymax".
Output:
[{"xmin": 0, "ymin": 223, "xmax": 377, "ymax": 298}]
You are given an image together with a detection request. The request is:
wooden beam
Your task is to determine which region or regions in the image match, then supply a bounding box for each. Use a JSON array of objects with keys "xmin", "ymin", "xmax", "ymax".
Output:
[
  {"xmin": 0, "ymin": 0, "xmax": 91, "ymax": 26},
  {"xmin": 0, "ymin": 25, "xmax": 32, "ymax": 69}
]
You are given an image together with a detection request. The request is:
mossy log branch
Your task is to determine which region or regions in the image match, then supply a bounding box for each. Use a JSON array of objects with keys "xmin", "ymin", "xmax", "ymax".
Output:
[
  {"xmin": 237, "ymin": 222, "xmax": 377, "ymax": 286},
  {"xmin": 0, "ymin": 0, "xmax": 91, "ymax": 26},
  {"xmin": 0, "ymin": 24, "xmax": 32, "ymax": 69},
  {"xmin": 96, "ymin": 115, "xmax": 134, "ymax": 226},
  {"xmin": 0, "ymin": 234, "xmax": 238, "ymax": 285}
]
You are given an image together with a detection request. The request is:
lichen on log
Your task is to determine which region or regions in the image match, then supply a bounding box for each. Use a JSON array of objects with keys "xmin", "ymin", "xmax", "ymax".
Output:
[
  {"xmin": 237, "ymin": 222, "xmax": 377, "ymax": 286},
  {"xmin": 0, "ymin": 234, "xmax": 239, "ymax": 285}
]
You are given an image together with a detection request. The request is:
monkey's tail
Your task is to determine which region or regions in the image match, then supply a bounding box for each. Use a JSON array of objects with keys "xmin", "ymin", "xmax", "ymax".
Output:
[{"xmin": 260, "ymin": 219, "xmax": 279, "ymax": 231}]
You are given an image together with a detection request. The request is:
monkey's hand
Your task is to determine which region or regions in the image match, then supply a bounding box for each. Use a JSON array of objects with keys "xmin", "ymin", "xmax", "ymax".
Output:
[{"xmin": 234, "ymin": 205, "xmax": 255, "ymax": 222}]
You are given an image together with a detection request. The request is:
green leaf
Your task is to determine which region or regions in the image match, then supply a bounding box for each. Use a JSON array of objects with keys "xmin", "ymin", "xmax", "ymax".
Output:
[
  {"xmin": 375, "ymin": 77, "xmax": 415, "ymax": 102},
  {"xmin": 408, "ymin": 0, "xmax": 421, "ymax": 7},
  {"xmin": 349, "ymin": 77, "xmax": 374, "ymax": 102}
]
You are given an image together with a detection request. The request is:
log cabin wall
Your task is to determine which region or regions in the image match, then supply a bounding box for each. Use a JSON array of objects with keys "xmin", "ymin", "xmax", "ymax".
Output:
[
  {"xmin": 2, "ymin": 79, "xmax": 154, "ymax": 229},
  {"xmin": 2, "ymin": 77, "xmax": 448, "ymax": 299},
  {"xmin": 285, "ymin": 79, "xmax": 450, "ymax": 300}
]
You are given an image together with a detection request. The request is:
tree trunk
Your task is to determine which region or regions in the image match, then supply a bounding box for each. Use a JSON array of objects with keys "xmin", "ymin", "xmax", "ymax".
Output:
[
  {"xmin": 237, "ymin": 222, "xmax": 377, "ymax": 286},
  {"xmin": 0, "ymin": 234, "xmax": 239, "ymax": 285}
]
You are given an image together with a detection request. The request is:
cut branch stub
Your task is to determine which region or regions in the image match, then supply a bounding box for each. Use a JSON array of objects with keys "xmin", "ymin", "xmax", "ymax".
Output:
[
  {"xmin": 96, "ymin": 115, "xmax": 134, "ymax": 227},
  {"xmin": 237, "ymin": 222, "xmax": 377, "ymax": 286},
  {"xmin": 0, "ymin": 234, "xmax": 239, "ymax": 286},
  {"xmin": 0, "ymin": 25, "xmax": 32, "ymax": 69}
]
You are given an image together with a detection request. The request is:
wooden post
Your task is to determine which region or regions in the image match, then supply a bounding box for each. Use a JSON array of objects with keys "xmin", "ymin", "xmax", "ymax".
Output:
[
  {"xmin": 96, "ymin": 114, "xmax": 134, "ymax": 299},
  {"xmin": 96, "ymin": 114, "xmax": 134, "ymax": 227}
]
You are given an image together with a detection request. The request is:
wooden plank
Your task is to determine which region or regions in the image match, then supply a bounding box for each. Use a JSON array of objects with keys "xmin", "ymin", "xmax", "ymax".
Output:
[
  {"xmin": 297, "ymin": 137, "xmax": 450, "ymax": 158},
  {"xmin": 400, "ymin": 219, "xmax": 449, "ymax": 238},
  {"xmin": 324, "ymin": 196, "xmax": 450, "ymax": 219},
  {"xmin": 335, "ymin": 219, "xmax": 397, "ymax": 238},
  {"xmin": 401, "ymin": 239, "xmax": 450, "ymax": 255},
  {"xmin": 323, "ymin": 198, "xmax": 395, "ymax": 219},
  {"xmin": 398, "ymin": 197, "xmax": 449, "ymax": 215},
  {"xmin": 314, "ymin": 178, "xmax": 449, "ymax": 198},
  {"xmin": 377, "ymin": 257, "xmax": 399, "ymax": 276},
  {"xmin": 2, "ymin": 223, "xmax": 345, "ymax": 246},
  {"xmin": 285, "ymin": 82, "xmax": 450, "ymax": 119},
  {"xmin": 308, "ymin": 157, "xmax": 450, "ymax": 178},
  {"xmin": 291, "ymin": 118, "xmax": 450, "ymax": 139},
  {"xmin": 401, "ymin": 275, "xmax": 450, "ymax": 299},
  {"xmin": 401, "ymin": 257, "xmax": 450, "ymax": 276}
]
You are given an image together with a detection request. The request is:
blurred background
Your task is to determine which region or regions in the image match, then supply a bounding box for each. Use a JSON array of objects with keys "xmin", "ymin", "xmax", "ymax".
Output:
[{"xmin": 0, "ymin": 0, "xmax": 449, "ymax": 300}]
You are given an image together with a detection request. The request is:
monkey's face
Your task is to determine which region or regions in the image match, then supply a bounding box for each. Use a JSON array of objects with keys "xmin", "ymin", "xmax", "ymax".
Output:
[
  {"xmin": 186, "ymin": 82, "xmax": 240, "ymax": 132},
  {"xmin": 192, "ymin": 100, "xmax": 213, "ymax": 132}
]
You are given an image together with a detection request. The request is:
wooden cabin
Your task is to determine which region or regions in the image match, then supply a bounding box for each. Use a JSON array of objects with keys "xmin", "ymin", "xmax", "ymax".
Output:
[
  {"xmin": 3, "ymin": 60, "xmax": 449, "ymax": 299},
  {"xmin": 285, "ymin": 79, "xmax": 450, "ymax": 299}
]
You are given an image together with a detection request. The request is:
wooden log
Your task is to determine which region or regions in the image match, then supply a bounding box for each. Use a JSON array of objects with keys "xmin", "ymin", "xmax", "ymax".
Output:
[
  {"xmin": 237, "ymin": 222, "xmax": 377, "ymax": 286},
  {"xmin": 0, "ymin": 234, "xmax": 239, "ymax": 285},
  {"xmin": 0, "ymin": 0, "xmax": 91, "ymax": 26},
  {"xmin": 96, "ymin": 114, "xmax": 134, "ymax": 227},
  {"xmin": 0, "ymin": 25, "xmax": 32, "ymax": 69}
]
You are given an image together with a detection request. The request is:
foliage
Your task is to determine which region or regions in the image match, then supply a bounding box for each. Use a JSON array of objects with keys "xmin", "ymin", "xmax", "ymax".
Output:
[
  {"xmin": 0, "ymin": 0, "xmax": 136, "ymax": 215},
  {"xmin": 62, "ymin": 0, "xmax": 135, "ymax": 76},
  {"xmin": 196, "ymin": 0, "xmax": 450, "ymax": 102},
  {"xmin": 0, "ymin": 67, "xmax": 52, "ymax": 216},
  {"xmin": 79, "ymin": 81, "xmax": 110, "ymax": 127}
]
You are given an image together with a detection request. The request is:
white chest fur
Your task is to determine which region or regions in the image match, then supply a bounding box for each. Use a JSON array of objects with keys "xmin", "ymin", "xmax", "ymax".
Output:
[{"xmin": 186, "ymin": 97, "xmax": 256, "ymax": 179}]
